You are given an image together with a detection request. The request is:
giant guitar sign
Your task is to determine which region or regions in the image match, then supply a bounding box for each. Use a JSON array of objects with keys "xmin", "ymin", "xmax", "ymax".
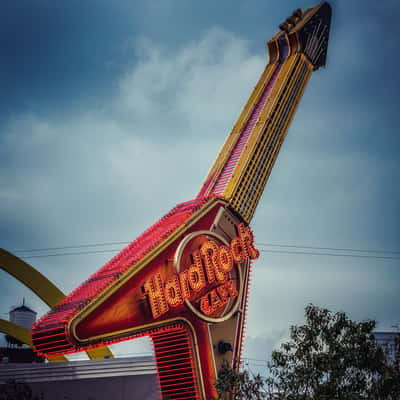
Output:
[{"xmin": 32, "ymin": 3, "xmax": 332, "ymax": 399}]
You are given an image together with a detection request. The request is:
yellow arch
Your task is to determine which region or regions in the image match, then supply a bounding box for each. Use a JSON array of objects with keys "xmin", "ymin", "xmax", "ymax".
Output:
[
  {"xmin": 0, "ymin": 248, "xmax": 113, "ymax": 360},
  {"xmin": 0, "ymin": 248, "xmax": 64, "ymax": 305},
  {"xmin": 0, "ymin": 318, "xmax": 67, "ymax": 362}
]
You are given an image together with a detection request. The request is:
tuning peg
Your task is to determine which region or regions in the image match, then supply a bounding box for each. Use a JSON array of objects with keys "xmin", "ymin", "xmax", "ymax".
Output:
[
  {"xmin": 286, "ymin": 16, "xmax": 298, "ymax": 26},
  {"xmin": 279, "ymin": 22, "xmax": 290, "ymax": 32},
  {"xmin": 293, "ymin": 9, "xmax": 303, "ymax": 18}
]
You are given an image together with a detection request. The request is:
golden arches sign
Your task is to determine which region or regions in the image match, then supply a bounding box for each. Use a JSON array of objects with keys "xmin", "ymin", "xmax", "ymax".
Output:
[{"xmin": 0, "ymin": 248, "xmax": 113, "ymax": 361}]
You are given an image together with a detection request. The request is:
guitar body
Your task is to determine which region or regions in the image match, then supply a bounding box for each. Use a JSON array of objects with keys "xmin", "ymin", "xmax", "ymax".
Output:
[{"xmin": 33, "ymin": 196, "xmax": 258, "ymax": 399}]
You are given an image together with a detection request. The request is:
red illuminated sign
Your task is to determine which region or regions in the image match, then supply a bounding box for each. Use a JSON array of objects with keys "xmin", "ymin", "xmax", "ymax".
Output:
[
  {"xmin": 30, "ymin": 5, "xmax": 333, "ymax": 398},
  {"xmin": 144, "ymin": 223, "xmax": 259, "ymax": 321}
]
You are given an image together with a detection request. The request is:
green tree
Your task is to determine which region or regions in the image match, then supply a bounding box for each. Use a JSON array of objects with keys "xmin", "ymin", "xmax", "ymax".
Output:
[
  {"xmin": 266, "ymin": 304, "xmax": 399, "ymax": 400},
  {"xmin": 214, "ymin": 360, "xmax": 266, "ymax": 399},
  {"xmin": 215, "ymin": 304, "xmax": 400, "ymax": 400},
  {"xmin": 379, "ymin": 334, "xmax": 400, "ymax": 399},
  {"xmin": 0, "ymin": 380, "xmax": 43, "ymax": 400}
]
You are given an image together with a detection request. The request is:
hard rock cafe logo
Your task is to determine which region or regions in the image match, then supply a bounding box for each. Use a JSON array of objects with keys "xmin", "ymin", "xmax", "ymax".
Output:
[{"xmin": 143, "ymin": 223, "xmax": 259, "ymax": 323}]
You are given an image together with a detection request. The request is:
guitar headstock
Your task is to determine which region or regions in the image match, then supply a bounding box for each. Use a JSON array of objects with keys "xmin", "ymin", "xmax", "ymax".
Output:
[{"xmin": 268, "ymin": 2, "xmax": 332, "ymax": 70}]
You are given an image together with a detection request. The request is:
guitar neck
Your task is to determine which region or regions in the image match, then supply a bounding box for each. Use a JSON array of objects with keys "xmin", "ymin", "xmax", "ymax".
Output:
[
  {"xmin": 198, "ymin": 53, "xmax": 313, "ymax": 222},
  {"xmin": 198, "ymin": 2, "xmax": 331, "ymax": 223}
]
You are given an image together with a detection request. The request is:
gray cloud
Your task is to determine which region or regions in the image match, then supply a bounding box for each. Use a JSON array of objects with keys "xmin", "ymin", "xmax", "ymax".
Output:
[
  {"xmin": 1, "ymin": 2, "xmax": 399, "ymax": 361},
  {"xmin": 0, "ymin": 28, "xmax": 266, "ymax": 352}
]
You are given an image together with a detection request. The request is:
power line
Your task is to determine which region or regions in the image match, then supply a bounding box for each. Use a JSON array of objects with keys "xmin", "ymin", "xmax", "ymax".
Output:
[
  {"xmin": 13, "ymin": 242, "xmax": 129, "ymax": 253},
  {"xmin": 257, "ymin": 243, "xmax": 400, "ymax": 255},
  {"xmin": 258, "ymin": 249, "xmax": 400, "ymax": 260},
  {"xmin": 12, "ymin": 240, "xmax": 400, "ymax": 256},
  {"xmin": 12, "ymin": 241, "xmax": 400, "ymax": 254},
  {"xmin": 23, "ymin": 249, "xmax": 122, "ymax": 259},
  {"xmin": 20, "ymin": 247, "xmax": 400, "ymax": 261},
  {"xmin": 242, "ymin": 357, "xmax": 268, "ymax": 363}
]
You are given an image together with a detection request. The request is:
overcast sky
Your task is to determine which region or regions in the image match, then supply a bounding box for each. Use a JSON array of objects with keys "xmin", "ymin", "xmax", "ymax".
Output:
[{"xmin": 1, "ymin": 0, "xmax": 399, "ymax": 372}]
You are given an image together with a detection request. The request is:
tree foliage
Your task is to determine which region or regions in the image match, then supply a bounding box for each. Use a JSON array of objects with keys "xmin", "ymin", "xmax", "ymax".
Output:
[
  {"xmin": 215, "ymin": 304, "xmax": 400, "ymax": 400},
  {"xmin": 0, "ymin": 380, "xmax": 43, "ymax": 400},
  {"xmin": 214, "ymin": 360, "xmax": 266, "ymax": 400},
  {"xmin": 266, "ymin": 304, "xmax": 400, "ymax": 399}
]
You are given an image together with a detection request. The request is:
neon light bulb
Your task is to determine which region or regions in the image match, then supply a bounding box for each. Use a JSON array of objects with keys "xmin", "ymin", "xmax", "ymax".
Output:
[{"xmin": 143, "ymin": 273, "xmax": 169, "ymax": 318}]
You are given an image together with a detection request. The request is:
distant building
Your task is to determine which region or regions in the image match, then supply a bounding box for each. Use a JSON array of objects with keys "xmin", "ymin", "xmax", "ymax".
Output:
[
  {"xmin": 0, "ymin": 356, "xmax": 158, "ymax": 400},
  {"xmin": 9, "ymin": 300, "xmax": 37, "ymax": 331},
  {"xmin": 2, "ymin": 299, "xmax": 44, "ymax": 363},
  {"xmin": 374, "ymin": 328, "xmax": 400, "ymax": 365}
]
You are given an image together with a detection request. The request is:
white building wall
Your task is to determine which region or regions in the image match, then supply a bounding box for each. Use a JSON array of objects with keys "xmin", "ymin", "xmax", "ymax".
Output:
[
  {"xmin": 0, "ymin": 356, "xmax": 159, "ymax": 400},
  {"xmin": 374, "ymin": 331, "xmax": 399, "ymax": 364}
]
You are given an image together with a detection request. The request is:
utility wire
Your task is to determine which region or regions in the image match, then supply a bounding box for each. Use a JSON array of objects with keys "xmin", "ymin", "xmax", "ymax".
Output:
[
  {"xmin": 20, "ymin": 248, "xmax": 400, "ymax": 260},
  {"xmin": 12, "ymin": 241, "xmax": 400, "ymax": 256},
  {"xmin": 242, "ymin": 358, "xmax": 268, "ymax": 364},
  {"xmin": 14, "ymin": 242, "xmax": 129, "ymax": 253},
  {"xmin": 258, "ymin": 249, "xmax": 400, "ymax": 260},
  {"xmin": 257, "ymin": 243, "xmax": 400, "ymax": 255},
  {"xmin": 243, "ymin": 357, "xmax": 269, "ymax": 362},
  {"xmin": 22, "ymin": 249, "xmax": 123, "ymax": 259}
]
